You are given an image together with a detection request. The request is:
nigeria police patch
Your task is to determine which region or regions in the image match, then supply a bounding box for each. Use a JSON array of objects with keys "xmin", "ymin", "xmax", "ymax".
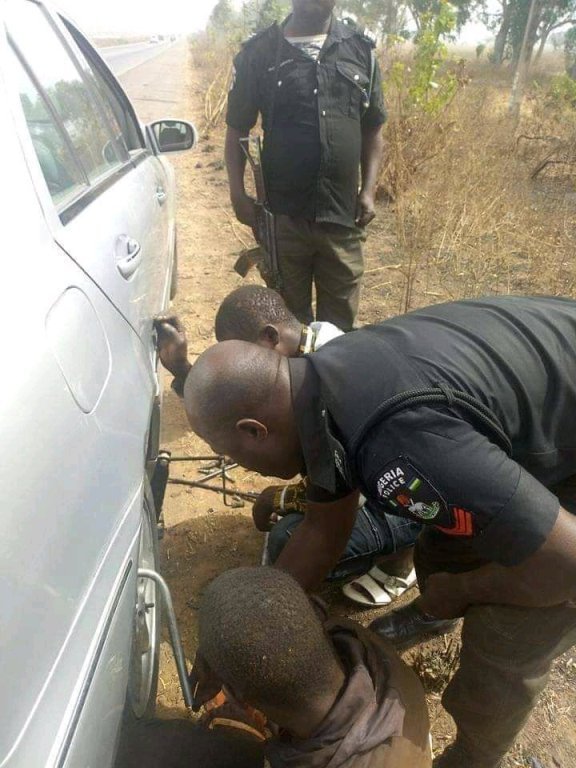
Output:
[{"xmin": 375, "ymin": 457, "xmax": 451, "ymax": 525}]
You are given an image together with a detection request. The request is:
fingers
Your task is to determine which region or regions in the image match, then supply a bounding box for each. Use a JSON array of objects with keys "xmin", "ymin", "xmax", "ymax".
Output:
[
  {"xmin": 154, "ymin": 314, "xmax": 186, "ymax": 335},
  {"xmin": 356, "ymin": 208, "xmax": 376, "ymax": 228},
  {"xmin": 252, "ymin": 505, "xmax": 274, "ymax": 531}
]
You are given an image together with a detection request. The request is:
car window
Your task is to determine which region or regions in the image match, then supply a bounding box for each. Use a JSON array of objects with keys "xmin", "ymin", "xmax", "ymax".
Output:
[
  {"xmin": 75, "ymin": 55, "xmax": 133, "ymax": 157},
  {"xmin": 61, "ymin": 18, "xmax": 144, "ymax": 155},
  {"xmin": 9, "ymin": 46, "xmax": 88, "ymax": 206},
  {"xmin": 6, "ymin": 1, "xmax": 124, "ymax": 184}
]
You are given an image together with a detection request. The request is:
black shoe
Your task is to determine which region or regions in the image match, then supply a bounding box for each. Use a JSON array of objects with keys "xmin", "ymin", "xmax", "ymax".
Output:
[
  {"xmin": 433, "ymin": 743, "xmax": 503, "ymax": 768},
  {"xmin": 369, "ymin": 600, "xmax": 458, "ymax": 651}
]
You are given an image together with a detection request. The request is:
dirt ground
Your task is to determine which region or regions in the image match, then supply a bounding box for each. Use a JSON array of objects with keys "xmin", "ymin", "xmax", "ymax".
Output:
[{"xmin": 123, "ymin": 43, "xmax": 576, "ymax": 767}]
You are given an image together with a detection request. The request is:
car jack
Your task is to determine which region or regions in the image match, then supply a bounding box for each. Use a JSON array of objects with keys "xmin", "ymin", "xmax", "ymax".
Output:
[
  {"xmin": 160, "ymin": 449, "xmax": 259, "ymax": 507},
  {"xmin": 138, "ymin": 568, "xmax": 194, "ymax": 710}
]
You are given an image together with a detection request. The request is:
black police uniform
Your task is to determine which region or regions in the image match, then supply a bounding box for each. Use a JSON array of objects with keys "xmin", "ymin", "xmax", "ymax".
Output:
[
  {"xmin": 226, "ymin": 17, "xmax": 386, "ymax": 228},
  {"xmin": 289, "ymin": 296, "xmax": 576, "ymax": 566}
]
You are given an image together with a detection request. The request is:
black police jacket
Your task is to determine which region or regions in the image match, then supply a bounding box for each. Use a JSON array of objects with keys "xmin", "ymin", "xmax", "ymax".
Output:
[
  {"xmin": 289, "ymin": 296, "xmax": 576, "ymax": 566},
  {"xmin": 226, "ymin": 16, "xmax": 386, "ymax": 227}
]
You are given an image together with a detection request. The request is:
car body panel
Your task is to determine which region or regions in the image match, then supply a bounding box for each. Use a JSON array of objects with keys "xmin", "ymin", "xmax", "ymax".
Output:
[
  {"xmin": 0, "ymin": 1, "xmax": 190, "ymax": 764},
  {"xmin": 0, "ymin": 155, "xmax": 153, "ymax": 763},
  {"xmin": 58, "ymin": 552, "xmax": 137, "ymax": 768},
  {"xmin": 55, "ymin": 154, "xmax": 172, "ymax": 345},
  {"xmin": 3, "ymin": 1, "xmax": 174, "ymax": 345}
]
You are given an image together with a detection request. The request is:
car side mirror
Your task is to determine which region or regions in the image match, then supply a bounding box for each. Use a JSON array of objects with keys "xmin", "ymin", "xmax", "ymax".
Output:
[{"xmin": 149, "ymin": 120, "xmax": 197, "ymax": 154}]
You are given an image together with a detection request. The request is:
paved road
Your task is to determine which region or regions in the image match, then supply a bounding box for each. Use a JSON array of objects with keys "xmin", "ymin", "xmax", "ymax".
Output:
[
  {"xmin": 115, "ymin": 40, "xmax": 195, "ymax": 127},
  {"xmin": 99, "ymin": 40, "xmax": 174, "ymax": 77}
]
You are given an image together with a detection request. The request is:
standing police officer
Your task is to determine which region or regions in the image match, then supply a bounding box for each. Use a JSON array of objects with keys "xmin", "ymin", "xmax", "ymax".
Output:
[
  {"xmin": 225, "ymin": 0, "xmax": 386, "ymax": 331},
  {"xmin": 183, "ymin": 296, "xmax": 576, "ymax": 768}
]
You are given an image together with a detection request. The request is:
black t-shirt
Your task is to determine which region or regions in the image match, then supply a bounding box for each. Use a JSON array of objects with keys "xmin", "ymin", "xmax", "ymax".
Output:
[
  {"xmin": 290, "ymin": 296, "xmax": 576, "ymax": 566},
  {"xmin": 226, "ymin": 17, "xmax": 386, "ymax": 228}
]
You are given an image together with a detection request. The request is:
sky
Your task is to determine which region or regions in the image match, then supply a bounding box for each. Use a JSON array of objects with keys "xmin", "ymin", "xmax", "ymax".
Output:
[
  {"xmin": 55, "ymin": 0, "xmax": 220, "ymax": 36},
  {"xmin": 55, "ymin": 0, "xmax": 492, "ymax": 44}
]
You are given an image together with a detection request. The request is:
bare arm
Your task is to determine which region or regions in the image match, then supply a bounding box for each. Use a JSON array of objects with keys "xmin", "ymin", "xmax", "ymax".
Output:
[
  {"xmin": 420, "ymin": 505, "xmax": 576, "ymax": 619},
  {"xmin": 274, "ymin": 491, "xmax": 360, "ymax": 592},
  {"xmin": 225, "ymin": 126, "xmax": 256, "ymax": 229},
  {"xmin": 356, "ymin": 124, "xmax": 384, "ymax": 228},
  {"xmin": 361, "ymin": 124, "xmax": 384, "ymax": 197}
]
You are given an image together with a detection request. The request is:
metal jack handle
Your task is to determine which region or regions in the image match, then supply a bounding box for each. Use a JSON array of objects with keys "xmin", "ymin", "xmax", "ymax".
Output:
[{"xmin": 138, "ymin": 568, "xmax": 193, "ymax": 710}]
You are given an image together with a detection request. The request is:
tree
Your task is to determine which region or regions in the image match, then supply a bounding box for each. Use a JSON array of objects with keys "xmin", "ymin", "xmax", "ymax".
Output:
[
  {"xmin": 533, "ymin": 0, "xmax": 576, "ymax": 61},
  {"xmin": 254, "ymin": 0, "xmax": 290, "ymax": 31},
  {"xmin": 566, "ymin": 24, "xmax": 576, "ymax": 74},
  {"xmin": 487, "ymin": 0, "xmax": 514, "ymax": 63},
  {"xmin": 486, "ymin": 0, "xmax": 576, "ymax": 66},
  {"xmin": 209, "ymin": 0, "xmax": 236, "ymax": 35},
  {"xmin": 238, "ymin": 0, "xmax": 289, "ymax": 34},
  {"xmin": 340, "ymin": 0, "xmax": 396, "ymax": 35},
  {"xmin": 406, "ymin": 0, "xmax": 475, "ymax": 32},
  {"xmin": 340, "ymin": 0, "xmax": 473, "ymax": 38}
]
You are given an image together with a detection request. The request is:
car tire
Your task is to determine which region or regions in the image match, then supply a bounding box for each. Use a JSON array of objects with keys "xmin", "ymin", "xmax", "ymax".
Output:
[
  {"xmin": 170, "ymin": 236, "xmax": 178, "ymax": 300},
  {"xmin": 125, "ymin": 477, "xmax": 161, "ymax": 719}
]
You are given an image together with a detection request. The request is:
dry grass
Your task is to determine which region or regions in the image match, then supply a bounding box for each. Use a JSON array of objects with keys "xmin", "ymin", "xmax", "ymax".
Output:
[
  {"xmin": 409, "ymin": 635, "xmax": 462, "ymax": 694},
  {"xmin": 190, "ymin": 35, "xmax": 234, "ymax": 133},
  {"xmin": 378, "ymin": 63, "xmax": 576, "ymax": 311},
  {"xmin": 188, "ymin": 35, "xmax": 576, "ymax": 308}
]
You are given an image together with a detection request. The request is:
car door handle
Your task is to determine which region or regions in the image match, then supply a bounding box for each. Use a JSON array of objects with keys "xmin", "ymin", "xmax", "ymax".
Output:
[
  {"xmin": 116, "ymin": 236, "xmax": 142, "ymax": 279},
  {"xmin": 155, "ymin": 186, "xmax": 167, "ymax": 205}
]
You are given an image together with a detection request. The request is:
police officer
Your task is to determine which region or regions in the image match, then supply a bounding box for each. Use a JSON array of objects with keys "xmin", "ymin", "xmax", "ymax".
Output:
[
  {"xmin": 225, "ymin": 0, "xmax": 386, "ymax": 331},
  {"xmin": 184, "ymin": 295, "xmax": 576, "ymax": 768}
]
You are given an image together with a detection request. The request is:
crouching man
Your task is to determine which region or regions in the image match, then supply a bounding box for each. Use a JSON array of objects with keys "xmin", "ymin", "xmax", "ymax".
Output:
[{"xmin": 193, "ymin": 566, "xmax": 432, "ymax": 768}]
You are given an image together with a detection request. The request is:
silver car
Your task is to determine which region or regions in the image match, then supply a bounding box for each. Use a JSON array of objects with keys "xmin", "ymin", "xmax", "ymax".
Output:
[{"xmin": 0, "ymin": 1, "xmax": 195, "ymax": 765}]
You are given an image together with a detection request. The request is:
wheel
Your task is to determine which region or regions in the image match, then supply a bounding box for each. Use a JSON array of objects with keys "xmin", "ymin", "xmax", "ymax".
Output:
[
  {"xmin": 169, "ymin": 235, "xmax": 178, "ymax": 300},
  {"xmin": 126, "ymin": 478, "xmax": 161, "ymax": 719}
]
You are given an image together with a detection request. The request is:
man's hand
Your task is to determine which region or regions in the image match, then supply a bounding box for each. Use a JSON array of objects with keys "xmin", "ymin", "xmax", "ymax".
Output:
[
  {"xmin": 418, "ymin": 572, "xmax": 470, "ymax": 620},
  {"xmin": 252, "ymin": 482, "xmax": 308, "ymax": 531},
  {"xmin": 275, "ymin": 490, "xmax": 360, "ymax": 592},
  {"xmin": 355, "ymin": 189, "xmax": 376, "ymax": 228},
  {"xmin": 154, "ymin": 315, "xmax": 191, "ymax": 379},
  {"xmin": 252, "ymin": 486, "xmax": 279, "ymax": 532},
  {"xmin": 231, "ymin": 192, "xmax": 258, "ymax": 230}
]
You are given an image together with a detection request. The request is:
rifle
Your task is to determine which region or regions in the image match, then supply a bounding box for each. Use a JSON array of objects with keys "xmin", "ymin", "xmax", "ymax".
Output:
[{"xmin": 233, "ymin": 136, "xmax": 282, "ymax": 291}]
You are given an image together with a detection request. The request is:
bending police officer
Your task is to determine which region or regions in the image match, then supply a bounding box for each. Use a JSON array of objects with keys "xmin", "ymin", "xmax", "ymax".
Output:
[{"xmin": 183, "ymin": 295, "xmax": 576, "ymax": 768}]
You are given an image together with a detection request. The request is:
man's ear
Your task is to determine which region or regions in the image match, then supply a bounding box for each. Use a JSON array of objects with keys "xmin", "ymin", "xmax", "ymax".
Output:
[
  {"xmin": 236, "ymin": 419, "xmax": 268, "ymax": 440},
  {"xmin": 259, "ymin": 324, "xmax": 280, "ymax": 348}
]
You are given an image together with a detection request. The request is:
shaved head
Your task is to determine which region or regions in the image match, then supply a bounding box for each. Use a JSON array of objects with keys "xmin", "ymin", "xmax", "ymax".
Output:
[
  {"xmin": 184, "ymin": 341, "xmax": 281, "ymax": 435},
  {"xmin": 183, "ymin": 341, "xmax": 303, "ymax": 478}
]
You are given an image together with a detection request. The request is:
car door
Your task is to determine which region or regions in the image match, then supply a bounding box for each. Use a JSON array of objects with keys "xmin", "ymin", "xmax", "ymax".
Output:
[{"xmin": 4, "ymin": 0, "xmax": 172, "ymax": 349}]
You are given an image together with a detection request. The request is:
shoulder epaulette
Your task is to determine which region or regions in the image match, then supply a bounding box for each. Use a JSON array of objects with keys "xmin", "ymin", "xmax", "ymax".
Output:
[
  {"xmin": 358, "ymin": 28, "xmax": 377, "ymax": 47},
  {"xmin": 339, "ymin": 17, "xmax": 377, "ymax": 47}
]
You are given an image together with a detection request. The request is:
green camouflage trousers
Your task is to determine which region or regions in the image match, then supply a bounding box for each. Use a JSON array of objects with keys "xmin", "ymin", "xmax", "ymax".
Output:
[{"xmin": 275, "ymin": 215, "xmax": 366, "ymax": 331}]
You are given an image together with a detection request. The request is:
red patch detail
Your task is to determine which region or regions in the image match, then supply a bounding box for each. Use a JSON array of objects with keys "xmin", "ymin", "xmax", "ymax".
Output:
[{"xmin": 436, "ymin": 507, "xmax": 473, "ymax": 536}]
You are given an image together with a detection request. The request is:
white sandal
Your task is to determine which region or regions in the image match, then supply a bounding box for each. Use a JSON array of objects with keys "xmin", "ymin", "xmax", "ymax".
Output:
[{"xmin": 342, "ymin": 565, "xmax": 417, "ymax": 607}]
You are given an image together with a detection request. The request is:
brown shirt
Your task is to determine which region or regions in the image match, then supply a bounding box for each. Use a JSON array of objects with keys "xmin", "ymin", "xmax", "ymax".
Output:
[{"xmin": 266, "ymin": 618, "xmax": 431, "ymax": 768}]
